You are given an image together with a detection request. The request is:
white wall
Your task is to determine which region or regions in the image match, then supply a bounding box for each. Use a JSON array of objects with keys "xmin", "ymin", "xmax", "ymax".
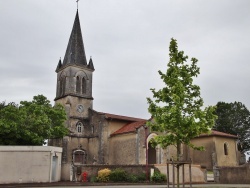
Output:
[{"xmin": 0, "ymin": 146, "xmax": 62, "ymax": 184}]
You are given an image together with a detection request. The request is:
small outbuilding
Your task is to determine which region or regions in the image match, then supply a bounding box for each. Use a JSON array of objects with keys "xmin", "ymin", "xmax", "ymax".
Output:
[
  {"xmin": 186, "ymin": 130, "xmax": 239, "ymax": 170},
  {"xmin": 0, "ymin": 146, "xmax": 62, "ymax": 184}
]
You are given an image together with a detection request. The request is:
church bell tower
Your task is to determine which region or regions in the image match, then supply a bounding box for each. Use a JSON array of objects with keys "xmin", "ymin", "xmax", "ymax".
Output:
[
  {"xmin": 50, "ymin": 9, "xmax": 103, "ymax": 180},
  {"xmin": 55, "ymin": 10, "xmax": 94, "ymax": 136}
]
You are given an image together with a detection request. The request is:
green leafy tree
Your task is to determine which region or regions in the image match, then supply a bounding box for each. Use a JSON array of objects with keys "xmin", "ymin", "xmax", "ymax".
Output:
[
  {"xmin": 214, "ymin": 101, "xmax": 250, "ymax": 153},
  {"xmin": 147, "ymin": 38, "xmax": 217, "ymax": 187},
  {"xmin": 0, "ymin": 102, "xmax": 21, "ymax": 145},
  {"xmin": 0, "ymin": 95, "xmax": 68, "ymax": 145}
]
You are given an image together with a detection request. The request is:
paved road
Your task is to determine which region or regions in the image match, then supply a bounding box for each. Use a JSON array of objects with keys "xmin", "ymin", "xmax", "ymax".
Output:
[{"xmin": 30, "ymin": 184, "xmax": 250, "ymax": 188}]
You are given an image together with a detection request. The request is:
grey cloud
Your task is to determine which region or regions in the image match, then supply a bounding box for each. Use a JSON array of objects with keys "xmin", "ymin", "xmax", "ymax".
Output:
[{"xmin": 1, "ymin": 0, "xmax": 250, "ymax": 119}]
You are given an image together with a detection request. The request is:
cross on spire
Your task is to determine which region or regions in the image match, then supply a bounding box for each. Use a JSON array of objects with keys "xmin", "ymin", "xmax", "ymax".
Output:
[{"xmin": 76, "ymin": 0, "xmax": 79, "ymax": 9}]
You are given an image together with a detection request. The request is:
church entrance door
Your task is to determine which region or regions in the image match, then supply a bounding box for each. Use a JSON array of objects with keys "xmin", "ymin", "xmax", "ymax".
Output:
[{"xmin": 148, "ymin": 142, "xmax": 156, "ymax": 164}]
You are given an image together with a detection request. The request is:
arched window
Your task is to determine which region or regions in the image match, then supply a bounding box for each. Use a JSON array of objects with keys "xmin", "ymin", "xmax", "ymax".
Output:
[
  {"xmin": 76, "ymin": 122, "xmax": 83, "ymax": 133},
  {"xmin": 82, "ymin": 77, "xmax": 86, "ymax": 94},
  {"xmin": 73, "ymin": 150, "xmax": 86, "ymax": 164},
  {"xmin": 224, "ymin": 143, "xmax": 229, "ymax": 155},
  {"xmin": 76, "ymin": 76, "xmax": 80, "ymax": 93}
]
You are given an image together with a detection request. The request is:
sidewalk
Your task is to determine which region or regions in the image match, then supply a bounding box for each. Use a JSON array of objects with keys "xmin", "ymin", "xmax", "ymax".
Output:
[{"xmin": 1, "ymin": 182, "xmax": 250, "ymax": 188}]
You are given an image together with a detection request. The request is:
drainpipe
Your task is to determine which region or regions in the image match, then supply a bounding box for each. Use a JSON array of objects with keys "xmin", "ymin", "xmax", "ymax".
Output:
[
  {"xmin": 143, "ymin": 124, "xmax": 149, "ymax": 181},
  {"xmin": 49, "ymin": 150, "xmax": 52, "ymax": 183},
  {"xmin": 235, "ymin": 139, "xmax": 239, "ymax": 165},
  {"xmin": 135, "ymin": 128, "xmax": 139, "ymax": 164}
]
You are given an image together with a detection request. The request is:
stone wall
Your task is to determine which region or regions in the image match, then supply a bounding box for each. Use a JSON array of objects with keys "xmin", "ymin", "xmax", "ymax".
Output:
[
  {"xmin": 71, "ymin": 163, "xmax": 206, "ymax": 184},
  {"xmin": 188, "ymin": 137, "xmax": 215, "ymax": 170},
  {"xmin": 74, "ymin": 164, "xmax": 154, "ymax": 181},
  {"xmin": 214, "ymin": 137, "xmax": 238, "ymax": 167},
  {"xmin": 155, "ymin": 164, "xmax": 206, "ymax": 184},
  {"xmin": 217, "ymin": 163, "xmax": 250, "ymax": 184},
  {"xmin": 109, "ymin": 134, "xmax": 137, "ymax": 164}
]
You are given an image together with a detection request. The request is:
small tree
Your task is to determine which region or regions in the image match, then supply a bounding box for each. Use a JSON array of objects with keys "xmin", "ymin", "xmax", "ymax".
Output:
[
  {"xmin": 0, "ymin": 95, "xmax": 68, "ymax": 145},
  {"xmin": 147, "ymin": 38, "xmax": 217, "ymax": 187},
  {"xmin": 214, "ymin": 101, "xmax": 250, "ymax": 153}
]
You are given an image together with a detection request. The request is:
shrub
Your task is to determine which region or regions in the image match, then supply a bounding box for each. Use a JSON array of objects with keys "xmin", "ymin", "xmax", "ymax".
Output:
[
  {"xmin": 127, "ymin": 174, "xmax": 138, "ymax": 183},
  {"xmin": 137, "ymin": 172, "xmax": 147, "ymax": 182},
  {"xmin": 109, "ymin": 168, "xmax": 127, "ymax": 182},
  {"xmin": 90, "ymin": 176, "xmax": 98, "ymax": 183},
  {"xmin": 97, "ymin": 168, "xmax": 111, "ymax": 182},
  {"xmin": 151, "ymin": 172, "xmax": 167, "ymax": 183}
]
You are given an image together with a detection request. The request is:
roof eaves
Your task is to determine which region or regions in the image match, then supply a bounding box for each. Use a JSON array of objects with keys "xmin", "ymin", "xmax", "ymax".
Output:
[
  {"xmin": 110, "ymin": 130, "xmax": 137, "ymax": 137},
  {"xmin": 104, "ymin": 113, "xmax": 146, "ymax": 122},
  {"xmin": 196, "ymin": 131, "xmax": 238, "ymax": 139}
]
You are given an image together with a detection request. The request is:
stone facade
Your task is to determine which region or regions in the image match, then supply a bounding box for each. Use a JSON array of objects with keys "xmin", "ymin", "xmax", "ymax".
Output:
[
  {"xmin": 186, "ymin": 130, "xmax": 239, "ymax": 170},
  {"xmin": 109, "ymin": 129, "xmax": 143, "ymax": 165}
]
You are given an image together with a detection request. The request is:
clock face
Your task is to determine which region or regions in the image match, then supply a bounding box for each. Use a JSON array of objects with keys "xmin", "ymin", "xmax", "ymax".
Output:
[{"xmin": 77, "ymin": 104, "xmax": 84, "ymax": 113}]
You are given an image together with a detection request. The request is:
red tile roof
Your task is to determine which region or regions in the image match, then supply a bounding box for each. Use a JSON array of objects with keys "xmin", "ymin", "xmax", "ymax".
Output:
[
  {"xmin": 103, "ymin": 112, "xmax": 146, "ymax": 122},
  {"xmin": 197, "ymin": 130, "xmax": 238, "ymax": 139},
  {"xmin": 111, "ymin": 120, "xmax": 147, "ymax": 136}
]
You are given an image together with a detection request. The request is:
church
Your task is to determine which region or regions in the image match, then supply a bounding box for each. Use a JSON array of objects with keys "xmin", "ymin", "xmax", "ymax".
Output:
[
  {"xmin": 48, "ymin": 9, "xmax": 164, "ymax": 180},
  {"xmin": 49, "ymin": 9, "xmax": 240, "ymax": 181}
]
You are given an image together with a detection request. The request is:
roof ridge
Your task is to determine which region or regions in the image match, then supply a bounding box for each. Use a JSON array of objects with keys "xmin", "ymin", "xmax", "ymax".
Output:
[
  {"xmin": 211, "ymin": 130, "xmax": 238, "ymax": 137},
  {"xmin": 197, "ymin": 130, "xmax": 238, "ymax": 138}
]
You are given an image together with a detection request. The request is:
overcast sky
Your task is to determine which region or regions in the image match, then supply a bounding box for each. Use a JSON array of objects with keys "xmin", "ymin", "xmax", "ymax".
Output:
[{"xmin": 0, "ymin": 0, "xmax": 250, "ymax": 119}]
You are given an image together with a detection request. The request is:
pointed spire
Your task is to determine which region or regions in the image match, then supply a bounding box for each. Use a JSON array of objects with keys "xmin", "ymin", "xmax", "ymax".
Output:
[
  {"xmin": 56, "ymin": 58, "xmax": 62, "ymax": 72},
  {"xmin": 88, "ymin": 56, "xmax": 94, "ymax": 70},
  {"xmin": 62, "ymin": 10, "xmax": 87, "ymax": 67}
]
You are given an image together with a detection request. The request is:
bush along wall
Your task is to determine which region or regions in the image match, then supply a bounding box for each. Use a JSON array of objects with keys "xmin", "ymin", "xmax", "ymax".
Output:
[
  {"xmin": 95, "ymin": 168, "xmax": 147, "ymax": 183},
  {"xmin": 95, "ymin": 167, "xmax": 167, "ymax": 183},
  {"xmin": 150, "ymin": 171, "xmax": 167, "ymax": 183},
  {"xmin": 79, "ymin": 164, "xmax": 153, "ymax": 182}
]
